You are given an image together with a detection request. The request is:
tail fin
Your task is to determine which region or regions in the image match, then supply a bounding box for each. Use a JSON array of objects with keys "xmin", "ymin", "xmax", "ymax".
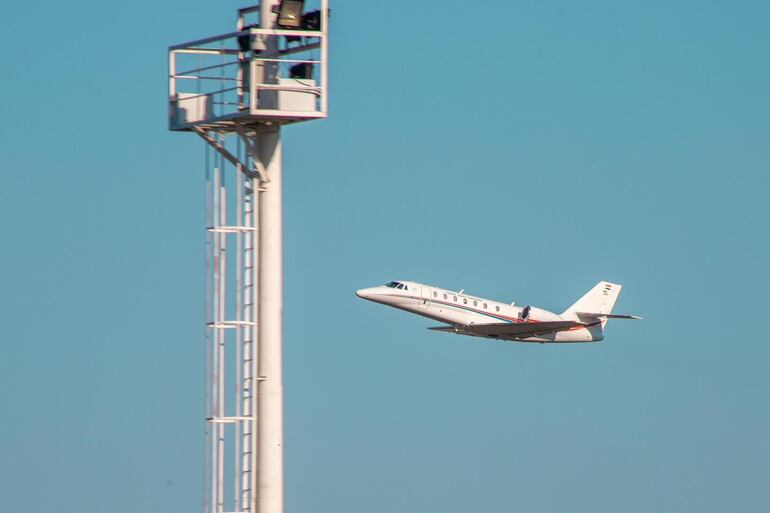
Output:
[{"xmin": 562, "ymin": 281, "xmax": 622, "ymax": 327}]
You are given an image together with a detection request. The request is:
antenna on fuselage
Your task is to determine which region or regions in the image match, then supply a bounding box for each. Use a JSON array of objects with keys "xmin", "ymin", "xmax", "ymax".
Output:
[{"xmin": 458, "ymin": 289, "xmax": 464, "ymax": 294}]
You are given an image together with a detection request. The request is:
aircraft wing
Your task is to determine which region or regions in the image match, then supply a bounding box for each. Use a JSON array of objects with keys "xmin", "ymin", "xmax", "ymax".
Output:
[{"xmin": 429, "ymin": 320, "xmax": 585, "ymax": 339}]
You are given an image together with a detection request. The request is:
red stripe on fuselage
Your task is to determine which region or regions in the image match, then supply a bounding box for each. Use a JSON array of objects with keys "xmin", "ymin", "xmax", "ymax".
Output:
[{"xmin": 377, "ymin": 293, "xmax": 602, "ymax": 331}]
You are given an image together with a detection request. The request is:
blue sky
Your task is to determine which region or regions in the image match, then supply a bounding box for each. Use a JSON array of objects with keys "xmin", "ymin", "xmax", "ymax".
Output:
[{"xmin": 1, "ymin": 1, "xmax": 769, "ymax": 512}]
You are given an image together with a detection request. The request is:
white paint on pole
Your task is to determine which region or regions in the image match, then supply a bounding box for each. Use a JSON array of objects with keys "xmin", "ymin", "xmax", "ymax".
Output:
[
  {"xmin": 257, "ymin": 5, "xmax": 283, "ymax": 513},
  {"xmin": 257, "ymin": 124, "xmax": 283, "ymax": 513}
]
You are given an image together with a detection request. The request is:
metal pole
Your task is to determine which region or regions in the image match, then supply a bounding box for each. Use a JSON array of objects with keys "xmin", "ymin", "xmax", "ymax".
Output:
[
  {"xmin": 211, "ymin": 162, "xmax": 221, "ymax": 513},
  {"xmin": 256, "ymin": 130, "xmax": 283, "ymax": 513},
  {"xmin": 234, "ymin": 138, "xmax": 244, "ymax": 513},
  {"xmin": 249, "ymin": 159, "xmax": 260, "ymax": 513},
  {"xmin": 244, "ymin": 164, "xmax": 258, "ymax": 513},
  {"xmin": 217, "ymin": 149, "xmax": 227, "ymax": 513},
  {"xmin": 258, "ymin": 0, "xmax": 280, "ymax": 110},
  {"xmin": 320, "ymin": 0, "xmax": 329, "ymax": 115},
  {"xmin": 204, "ymin": 145, "xmax": 212, "ymax": 513},
  {"xmin": 256, "ymin": 3, "xmax": 283, "ymax": 513}
]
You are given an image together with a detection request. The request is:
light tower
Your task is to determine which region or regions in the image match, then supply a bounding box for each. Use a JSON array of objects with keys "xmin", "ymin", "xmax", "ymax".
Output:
[{"xmin": 167, "ymin": 3, "xmax": 328, "ymax": 513}]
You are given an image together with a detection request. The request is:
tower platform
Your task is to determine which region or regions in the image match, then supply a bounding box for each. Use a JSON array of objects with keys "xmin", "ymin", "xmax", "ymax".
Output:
[{"xmin": 168, "ymin": 3, "xmax": 328, "ymax": 132}]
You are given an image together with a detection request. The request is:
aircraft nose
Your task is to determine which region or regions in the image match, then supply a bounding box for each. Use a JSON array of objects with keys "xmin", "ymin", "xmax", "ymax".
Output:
[{"xmin": 355, "ymin": 287, "xmax": 374, "ymax": 299}]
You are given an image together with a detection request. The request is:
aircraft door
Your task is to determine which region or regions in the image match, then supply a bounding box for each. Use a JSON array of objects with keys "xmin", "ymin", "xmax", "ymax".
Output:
[{"xmin": 418, "ymin": 287, "xmax": 430, "ymax": 309}]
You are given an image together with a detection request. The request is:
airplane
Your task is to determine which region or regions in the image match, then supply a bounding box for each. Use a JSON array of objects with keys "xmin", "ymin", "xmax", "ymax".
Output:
[{"xmin": 356, "ymin": 280, "xmax": 640, "ymax": 343}]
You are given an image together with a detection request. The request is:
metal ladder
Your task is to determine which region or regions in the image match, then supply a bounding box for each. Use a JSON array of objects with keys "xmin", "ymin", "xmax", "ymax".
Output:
[{"xmin": 205, "ymin": 137, "xmax": 260, "ymax": 513}]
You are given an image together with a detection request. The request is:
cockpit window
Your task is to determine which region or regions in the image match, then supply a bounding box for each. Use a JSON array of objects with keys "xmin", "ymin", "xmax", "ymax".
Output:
[
  {"xmin": 397, "ymin": 284, "xmax": 404, "ymax": 289},
  {"xmin": 385, "ymin": 281, "xmax": 401, "ymax": 288}
]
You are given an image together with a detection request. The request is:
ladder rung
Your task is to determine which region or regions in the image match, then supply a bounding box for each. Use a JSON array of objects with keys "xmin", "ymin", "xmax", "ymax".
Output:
[
  {"xmin": 207, "ymin": 225, "xmax": 258, "ymax": 233},
  {"xmin": 207, "ymin": 321, "xmax": 259, "ymax": 328},
  {"xmin": 206, "ymin": 416, "xmax": 255, "ymax": 423}
]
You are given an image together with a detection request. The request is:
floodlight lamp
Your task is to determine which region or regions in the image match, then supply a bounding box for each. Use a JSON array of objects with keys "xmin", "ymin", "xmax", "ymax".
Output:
[
  {"xmin": 301, "ymin": 10, "xmax": 321, "ymax": 31},
  {"xmin": 289, "ymin": 63, "xmax": 313, "ymax": 79},
  {"xmin": 276, "ymin": 0, "xmax": 304, "ymax": 29}
]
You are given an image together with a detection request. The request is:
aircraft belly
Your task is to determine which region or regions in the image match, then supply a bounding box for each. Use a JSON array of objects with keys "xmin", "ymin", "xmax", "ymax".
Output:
[
  {"xmin": 490, "ymin": 326, "xmax": 600, "ymax": 343},
  {"xmin": 501, "ymin": 332, "xmax": 598, "ymax": 343},
  {"xmin": 553, "ymin": 329, "xmax": 599, "ymax": 343}
]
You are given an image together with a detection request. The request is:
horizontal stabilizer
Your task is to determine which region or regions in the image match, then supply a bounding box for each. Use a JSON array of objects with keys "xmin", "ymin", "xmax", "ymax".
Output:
[
  {"xmin": 428, "ymin": 325, "xmax": 459, "ymax": 332},
  {"xmin": 576, "ymin": 312, "xmax": 642, "ymax": 320}
]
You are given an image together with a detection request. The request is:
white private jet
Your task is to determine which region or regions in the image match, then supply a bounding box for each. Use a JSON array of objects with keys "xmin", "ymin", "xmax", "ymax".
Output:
[{"xmin": 356, "ymin": 280, "xmax": 640, "ymax": 343}]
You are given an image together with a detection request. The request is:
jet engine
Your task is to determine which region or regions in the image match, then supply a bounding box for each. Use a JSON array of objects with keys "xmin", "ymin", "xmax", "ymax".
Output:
[{"xmin": 520, "ymin": 305, "xmax": 562, "ymax": 322}]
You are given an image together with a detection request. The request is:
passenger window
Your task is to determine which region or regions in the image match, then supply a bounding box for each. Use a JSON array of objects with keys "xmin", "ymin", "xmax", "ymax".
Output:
[
  {"xmin": 463, "ymin": 298, "xmax": 467, "ymax": 304},
  {"xmin": 473, "ymin": 300, "xmax": 477, "ymax": 307},
  {"xmin": 453, "ymin": 295, "xmax": 457, "ymax": 302},
  {"xmin": 495, "ymin": 306, "xmax": 500, "ymax": 312},
  {"xmin": 483, "ymin": 303, "xmax": 487, "ymax": 309},
  {"xmin": 443, "ymin": 293, "xmax": 447, "ymax": 300},
  {"xmin": 433, "ymin": 291, "xmax": 437, "ymax": 297}
]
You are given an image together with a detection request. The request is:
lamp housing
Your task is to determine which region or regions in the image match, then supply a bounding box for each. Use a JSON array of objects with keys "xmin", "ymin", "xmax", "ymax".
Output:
[
  {"xmin": 289, "ymin": 63, "xmax": 313, "ymax": 79},
  {"xmin": 276, "ymin": 0, "xmax": 304, "ymax": 29}
]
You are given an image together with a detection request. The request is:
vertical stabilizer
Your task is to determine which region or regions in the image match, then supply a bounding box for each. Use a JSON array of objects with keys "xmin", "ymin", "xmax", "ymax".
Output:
[{"xmin": 562, "ymin": 282, "xmax": 622, "ymax": 325}]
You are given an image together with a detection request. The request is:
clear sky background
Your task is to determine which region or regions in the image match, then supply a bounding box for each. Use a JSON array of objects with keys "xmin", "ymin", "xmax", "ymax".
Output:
[{"xmin": 1, "ymin": 1, "xmax": 769, "ymax": 512}]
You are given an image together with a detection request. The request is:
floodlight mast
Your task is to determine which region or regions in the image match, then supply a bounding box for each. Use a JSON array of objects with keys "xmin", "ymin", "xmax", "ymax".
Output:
[
  {"xmin": 167, "ymin": 2, "xmax": 328, "ymax": 513},
  {"xmin": 256, "ymin": 6, "xmax": 283, "ymax": 513}
]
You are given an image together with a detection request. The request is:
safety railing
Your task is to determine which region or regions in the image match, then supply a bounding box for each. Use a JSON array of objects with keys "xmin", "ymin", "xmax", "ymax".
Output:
[{"xmin": 168, "ymin": 1, "xmax": 328, "ymax": 131}]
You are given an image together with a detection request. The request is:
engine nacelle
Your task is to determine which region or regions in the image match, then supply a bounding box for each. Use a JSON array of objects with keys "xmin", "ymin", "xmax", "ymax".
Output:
[{"xmin": 520, "ymin": 305, "xmax": 562, "ymax": 322}]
